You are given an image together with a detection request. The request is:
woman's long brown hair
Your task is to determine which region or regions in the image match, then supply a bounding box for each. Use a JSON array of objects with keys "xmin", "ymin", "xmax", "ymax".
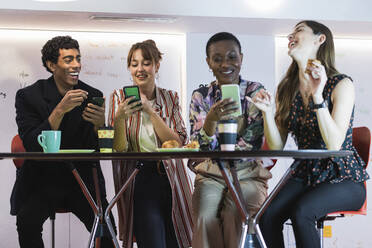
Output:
[{"xmin": 275, "ymin": 20, "xmax": 339, "ymax": 132}]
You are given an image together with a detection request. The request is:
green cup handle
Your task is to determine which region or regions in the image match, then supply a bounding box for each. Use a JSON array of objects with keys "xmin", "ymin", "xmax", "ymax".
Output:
[{"xmin": 37, "ymin": 134, "xmax": 47, "ymax": 151}]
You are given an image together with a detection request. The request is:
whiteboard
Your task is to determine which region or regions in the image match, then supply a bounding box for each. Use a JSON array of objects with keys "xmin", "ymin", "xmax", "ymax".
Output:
[
  {"xmin": 0, "ymin": 29, "xmax": 185, "ymax": 151},
  {"xmin": 0, "ymin": 29, "xmax": 185, "ymax": 247}
]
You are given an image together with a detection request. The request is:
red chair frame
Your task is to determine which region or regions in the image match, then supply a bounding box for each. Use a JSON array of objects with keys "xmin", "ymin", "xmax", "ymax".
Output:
[
  {"xmin": 317, "ymin": 126, "xmax": 371, "ymax": 247},
  {"xmin": 11, "ymin": 134, "xmax": 70, "ymax": 248}
]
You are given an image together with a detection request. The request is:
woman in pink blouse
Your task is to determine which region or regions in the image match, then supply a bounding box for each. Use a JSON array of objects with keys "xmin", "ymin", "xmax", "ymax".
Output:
[{"xmin": 108, "ymin": 40, "xmax": 193, "ymax": 248}]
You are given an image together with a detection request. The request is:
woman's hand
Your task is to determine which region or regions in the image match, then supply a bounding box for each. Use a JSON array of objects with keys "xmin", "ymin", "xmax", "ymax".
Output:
[
  {"xmin": 248, "ymin": 88, "xmax": 286, "ymax": 149},
  {"xmin": 203, "ymin": 98, "xmax": 238, "ymax": 137},
  {"xmin": 206, "ymin": 98, "xmax": 239, "ymax": 122},
  {"xmin": 140, "ymin": 93, "xmax": 155, "ymax": 115},
  {"xmin": 115, "ymin": 96, "xmax": 142, "ymax": 121},
  {"xmin": 247, "ymin": 89, "xmax": 274, "ymax": 114},
  {"xmin": 305, "ymin": 60, "xmax": 327, "ymax": 103}
]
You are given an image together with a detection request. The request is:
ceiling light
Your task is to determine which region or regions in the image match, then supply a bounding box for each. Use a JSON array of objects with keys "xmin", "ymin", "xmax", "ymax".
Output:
[
  {"xmin": 33, "ymin": 0, "xmax": 77, "ymax": 2},
  {"xmin": 89, "ymin": 16, "xmax": 177, "ymax": 24},
  {"xmin": 246, "ymin": 0, "xmax": 283, "ymax": 12}
]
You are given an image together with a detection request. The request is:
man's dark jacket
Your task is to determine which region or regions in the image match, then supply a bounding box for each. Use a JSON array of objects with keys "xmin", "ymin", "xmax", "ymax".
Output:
[{"xmin": 11, "ymin": 76, "xmax": 107, "ymax": 215}]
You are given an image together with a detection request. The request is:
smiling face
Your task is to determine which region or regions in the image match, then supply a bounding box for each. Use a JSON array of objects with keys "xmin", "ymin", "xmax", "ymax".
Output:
[
  {"xmin": 129, "ymin": 49, "xmax": 159, "ymax": 87},
  {"xmin": 47, "ymin": 48, "xmax": 81, "ymax": 91},
  {"xmin": 287, "ymin": 23, "xmax": 322, "ymax": 61},
  {"xmin": 206, "ymin": 40, "xmax": 243, "ymax": 85}
]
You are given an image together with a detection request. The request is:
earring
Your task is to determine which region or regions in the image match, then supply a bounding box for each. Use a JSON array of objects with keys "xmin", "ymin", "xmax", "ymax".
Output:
[
  {"xmin": 156, "ymin": 73, "xmax": 160, "ymax": 81},
  {"xmin": 209, "ymin": 68, "xmax": 213, "ymax": 73}
]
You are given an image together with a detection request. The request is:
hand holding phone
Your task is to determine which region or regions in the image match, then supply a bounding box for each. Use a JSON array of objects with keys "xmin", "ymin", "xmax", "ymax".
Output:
[
  {"xmin": 83, "ymin": 96, "xmax": 105, "ymax": 128},
  {"xmin": 221, "ymin": 84, "xmax": 242, "ymax": 117},
  {"xmin": 90, "ymin": 97, "xmax": 104, "ymax": 107},
  {"xmin": 123, "ymin": 86, "xmax": 141, "ymax": 105}
]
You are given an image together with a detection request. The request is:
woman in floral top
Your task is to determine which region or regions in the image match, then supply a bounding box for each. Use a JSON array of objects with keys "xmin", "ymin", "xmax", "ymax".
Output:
[
  {"xmin": 251, "ymin": 21, "xmax": 369, "ymax": 248},
  {"xmin": 189, "ymin": 32, "xmax": 272, "ymax": 248}
]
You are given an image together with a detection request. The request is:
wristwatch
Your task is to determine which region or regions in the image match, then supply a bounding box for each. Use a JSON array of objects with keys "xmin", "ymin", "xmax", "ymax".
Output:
[{"xmin": 312, "ymin": 99, "xmax": 328, "ymax": 110}]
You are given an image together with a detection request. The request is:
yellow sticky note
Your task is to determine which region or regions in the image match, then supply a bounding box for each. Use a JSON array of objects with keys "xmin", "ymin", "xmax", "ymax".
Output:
[{"xmin": 323, "ymin": 225, "xmax": 332, "ymax": 238}]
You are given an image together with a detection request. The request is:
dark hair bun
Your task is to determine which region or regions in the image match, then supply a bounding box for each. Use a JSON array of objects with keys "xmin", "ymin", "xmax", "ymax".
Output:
[
  {"xmin": 143, "ymin": 39, "xmax": 157, "ymax": 47},
  {"xmin": 127, "ymin": 39, "xmax": 163, "ymax": 67}
]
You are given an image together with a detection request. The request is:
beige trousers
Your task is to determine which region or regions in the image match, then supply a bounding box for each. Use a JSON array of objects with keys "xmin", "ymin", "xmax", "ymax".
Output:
[{"xmin": 191, "ymin": 159, "xmax": 272, "ymax": 248}]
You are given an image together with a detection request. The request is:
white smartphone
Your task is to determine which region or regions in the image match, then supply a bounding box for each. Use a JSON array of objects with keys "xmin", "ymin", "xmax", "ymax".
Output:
[{"xmin": 221, "ymin": 84, "xmax": 242, "ymax": 117}]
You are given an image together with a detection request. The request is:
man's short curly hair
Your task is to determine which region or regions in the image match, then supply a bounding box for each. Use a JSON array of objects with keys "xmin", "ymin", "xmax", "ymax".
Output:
[{"xmin": 41, "ymin": 36, "xmax": 80, "ymax": 73}]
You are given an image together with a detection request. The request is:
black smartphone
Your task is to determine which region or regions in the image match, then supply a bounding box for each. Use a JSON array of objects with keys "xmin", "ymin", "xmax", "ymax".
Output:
[
  {"xmin": 123, "ymin": 86, "xmax": 141, "ymax": 104},
  {"xmin": 90, "ymin": 96, "xmax": 104, "ymax": 107}
]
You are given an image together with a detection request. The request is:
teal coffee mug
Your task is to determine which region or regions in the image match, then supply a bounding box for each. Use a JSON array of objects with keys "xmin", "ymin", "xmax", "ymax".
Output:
[{"xmin": 37, "ymin": 130, "xmax": 61, "ymax": 153}]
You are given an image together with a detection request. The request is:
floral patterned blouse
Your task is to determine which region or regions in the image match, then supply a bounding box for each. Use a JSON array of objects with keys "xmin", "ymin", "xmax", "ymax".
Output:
[
  {"xmin": 288, "ymin": 74, "xmax": 369, "ymax": 186},
  {"xmin": 189, "ymin": 78, "xmax": 264, "ymax": 151}
]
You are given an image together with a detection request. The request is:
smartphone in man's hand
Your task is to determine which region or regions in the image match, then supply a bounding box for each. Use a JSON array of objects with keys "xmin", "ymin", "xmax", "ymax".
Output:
[{"xmin": 90, "ymin": 97, "xmax": 104, "ymax": 107}]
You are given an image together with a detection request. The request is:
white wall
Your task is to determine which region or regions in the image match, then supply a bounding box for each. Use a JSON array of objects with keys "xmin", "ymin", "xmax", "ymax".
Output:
[
  {"xmin": 2, "ymin": 0, "xmax": 372, "ymax": 22},
  {"xmin": 0, "ymin": 28, "xmax": 371, "ymax": 248}
]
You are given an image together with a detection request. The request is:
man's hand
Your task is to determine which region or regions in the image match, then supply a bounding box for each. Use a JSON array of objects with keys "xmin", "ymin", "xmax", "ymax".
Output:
[
  {"xmin": 49, "ymin": 89, "xmax": 88, "ymax": 130},
  {"xmin": 83, "ymin": 98, "xmax": 106, "ymax": 131},
  {"xmin": 56, "ymin": 89, "xmax": 88, "ymax": 114}
]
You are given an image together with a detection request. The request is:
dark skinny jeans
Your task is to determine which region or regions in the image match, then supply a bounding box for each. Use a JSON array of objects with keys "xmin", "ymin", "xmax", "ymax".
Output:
[
  {"xmin": 260, "ymin": 178, "xmax": 366, "ymax": 248},
  {"xmin": 133, "ymin": 161, "xmax": 178, "ymax": 248}
]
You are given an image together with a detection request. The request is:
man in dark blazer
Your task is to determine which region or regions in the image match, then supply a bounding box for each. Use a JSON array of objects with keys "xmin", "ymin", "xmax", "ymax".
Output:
[{"xmin": 12, "ymin": 36, "xmax": 115, "ymax": 248}]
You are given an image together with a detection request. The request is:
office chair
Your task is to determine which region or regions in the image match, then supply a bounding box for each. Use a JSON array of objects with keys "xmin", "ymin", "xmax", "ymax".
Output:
[
  {"xmin": 317, "ymin": 126, "xmax": 371, "ymax": 248},
  {"xmin": 11, "ymin": 134, "xmax": 70, "ymax": 248}
]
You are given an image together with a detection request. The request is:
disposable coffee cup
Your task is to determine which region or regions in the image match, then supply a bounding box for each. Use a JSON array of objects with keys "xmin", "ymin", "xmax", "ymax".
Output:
[
  {"xmin": 37, "ymin": 130, "xmax": 61, "ymax": 153},
  {"xmin": 98, "ymin": 126, "xmax": 114, "ymax": 153},
  {"xmin": 218, "ymin": 119, "xmax": 238, "ymax": 151}
]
